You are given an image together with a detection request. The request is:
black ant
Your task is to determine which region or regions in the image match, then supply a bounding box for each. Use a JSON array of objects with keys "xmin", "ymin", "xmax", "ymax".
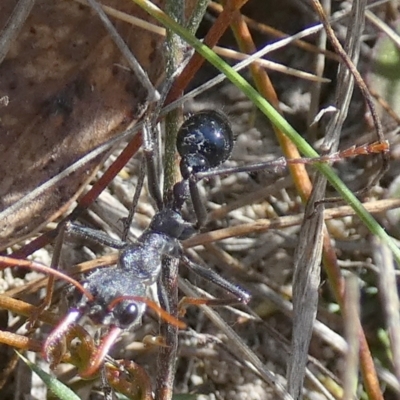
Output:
[{"xmin": 43, "ymin": 110, "xmax": 251, "ymax": 376}]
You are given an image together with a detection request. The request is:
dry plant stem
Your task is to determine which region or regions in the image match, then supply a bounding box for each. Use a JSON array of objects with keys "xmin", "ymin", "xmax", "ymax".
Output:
[
  {"xmin": 186, "ymin": 0, "xmax": 209, "ymax": 34},
  {"xmin": 215, "ymin": 47, "xmax": 330, "ymax": 82},
  {"xmin": 163, "ymin": 64, "xmax": 183, "ymax": 194},
  {"xmin": 312, "ymin": 1, "xmax": 384, "ymax": 398},
  {"xmin": 164, "ymin": 0, "xmax": 249, "ymax": 106},
  {"xmin": 304, "ymin": 370, "xmax": 336, "ymax": 400},
  {"xmin": 156, "ymin": 2, "xmax": 185, "ymax": 398},
  {"xmin": 371, "ymin": 237, "xmax": 400, "ymax": 383},
  {"xmin": 156, "ymin": 258, "xmax": 179, "ymax": 400},
  {"xmin": 0, "ymin": 0, "xmax": 35, "ymax": 63},
  {"xmin": 0, "ymin": 295, "xmax": 59, "ymax": 326},
  {"xmin": 366, "ymin": 9, "xmax": 400, "ymax": 49},
  {"xmin": 0, "ymin": 331, "xmax": 42, "ymax": 353},
  {"xmin": 163, "ymin": 108, "xmax": 182, "ymax": 194},
  {"xmin": 307, "ymin": 0, "xmax": 329, "ymax": 142},
  {"xmin": 285, "ymin": 3, "xmax": 333, "ymax": 394},
  {"xmin": 312, "ymin": 0, "xmax": 384, "ymax": 145},
  {"xmin": 342, "ymin": 274, "xmax": 360, "ymax": 400}
]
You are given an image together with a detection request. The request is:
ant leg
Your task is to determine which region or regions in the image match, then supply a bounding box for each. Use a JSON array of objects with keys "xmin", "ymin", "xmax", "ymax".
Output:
[
  {"xmin": 65, "ymin": 222, "xmax": 126, "ymax": 250},
  {"xmin": 180, "ymin": 255, "xmax": 250, "ymax": 304},
  {"xmin": 189, "ymin": 179, "xmax": 208, "ymax": 229},
  {"xmin": 122, "ymin": 154, "xmax": 146, "ymax": 241},
  {"xmin": 178, "ymin": 295, "xmax": 246, "ymax": 318}
]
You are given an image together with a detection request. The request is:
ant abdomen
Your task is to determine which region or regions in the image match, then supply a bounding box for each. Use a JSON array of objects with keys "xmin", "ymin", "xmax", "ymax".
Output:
[{"xmin": 176, "ymin": 110, "xmax": 234, "ymax": 178}]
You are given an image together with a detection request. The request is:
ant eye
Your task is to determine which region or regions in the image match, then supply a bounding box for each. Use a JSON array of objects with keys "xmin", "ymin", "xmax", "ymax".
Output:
[
  {"xmin": 177, "ymin": 110, "xmax": 234, "ymax": 175},
  {"xmin": 117, "ymin": 303, "xmax": 139, "ymax": 328}
]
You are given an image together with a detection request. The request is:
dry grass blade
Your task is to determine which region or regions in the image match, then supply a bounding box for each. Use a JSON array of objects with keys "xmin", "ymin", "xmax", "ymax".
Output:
[
  {"xmin": 287, "ymin": 180, "xmax": 324, "ymax": 399},
  {"xmin": 287, "ymin": 1, "xmax": 369, "ymax": 398}
]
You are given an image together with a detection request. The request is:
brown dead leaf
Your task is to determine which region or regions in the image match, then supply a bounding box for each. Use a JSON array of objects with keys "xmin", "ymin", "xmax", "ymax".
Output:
[{"xmin": 0, "ymin": 0, "xmax": 165, "ymax": 249}]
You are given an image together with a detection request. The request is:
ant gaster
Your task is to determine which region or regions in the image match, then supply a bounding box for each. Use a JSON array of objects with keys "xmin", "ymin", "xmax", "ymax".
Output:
[{"xmin": 43, "ymin": 110, "xmax": 250, "ymax": 375}]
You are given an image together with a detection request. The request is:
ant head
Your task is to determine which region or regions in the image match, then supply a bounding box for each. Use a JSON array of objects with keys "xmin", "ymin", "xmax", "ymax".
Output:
[
  {"xmin": 43, "ymin": 265, "xmax": 184, "ymax": 377},
  {"xmin": 74, "ymin": 268, "xmax": 147, "ymax": 329},
  {"xmin": 177, "ymin": 110, "xmax": 234, "ymax": 179},
  {"xmin": 91, "ymin": 299, "xmax": 145, "ymax": 330}
]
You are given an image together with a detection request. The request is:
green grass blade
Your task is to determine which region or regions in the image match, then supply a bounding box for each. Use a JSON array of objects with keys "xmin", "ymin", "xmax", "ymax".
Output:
[{"xmin": 16, "ymin": 352, "xmax": 80, "ymax": 400}]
